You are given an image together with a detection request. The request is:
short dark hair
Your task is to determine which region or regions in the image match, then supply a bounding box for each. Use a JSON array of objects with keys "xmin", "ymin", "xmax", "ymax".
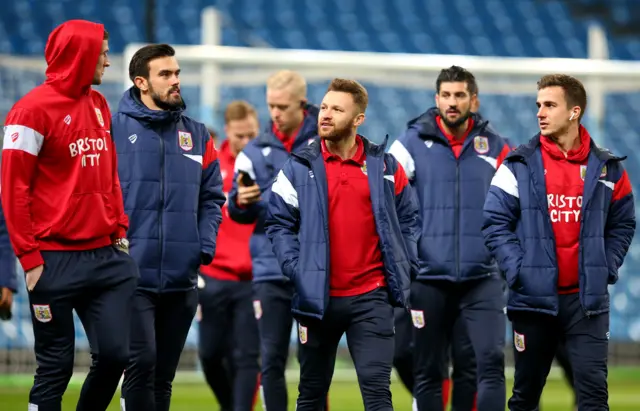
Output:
[
  {"xmin": 537, "ymin": 74, "xmax": 587, "ymax": 121},
  {"xmin": 128, "ymin": 44, "xmax": 175, "ymax": 82},
  {"xmin": 326, "ymin": 78, "xmax": 368, "ymax": 113},
  {"xmin": 436, "ymin": 65, "xmax": 478, "ymax": 96},
  {"xmin": 103, "ymin": 29, "xmax": 109, "ymax": 40}
]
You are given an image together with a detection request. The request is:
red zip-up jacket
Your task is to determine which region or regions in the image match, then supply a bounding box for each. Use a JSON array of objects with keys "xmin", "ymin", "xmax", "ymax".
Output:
[
  {"xmin": 200, "ymin": 140, "xmax": 255, "ymax": 281},
  {"xmin": 1, "ymin": 20, "xmax": 127, "ymax": 272}
]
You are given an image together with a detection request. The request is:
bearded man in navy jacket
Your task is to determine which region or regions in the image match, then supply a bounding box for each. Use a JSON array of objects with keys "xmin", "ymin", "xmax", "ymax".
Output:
[
  {"xmin": 111, "ymin": 44, "xmax": 225, "ymax": 411},
  {"xmin": 265, "ymin": 78, "xmax": 420, "ymax": 410}
]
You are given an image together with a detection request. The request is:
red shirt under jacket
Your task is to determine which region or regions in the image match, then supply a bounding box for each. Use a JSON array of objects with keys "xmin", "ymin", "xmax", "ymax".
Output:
[
  {"xmin": 540, "ymin": 126, "xmax": 591, "ymax": 294},
  {"xmin": 199, "ymin": 140, "xmax": 255, "ymax": 281},
  {"xmin": 322, "ymin": 135, "xmax": 409, "ymax": 297}
]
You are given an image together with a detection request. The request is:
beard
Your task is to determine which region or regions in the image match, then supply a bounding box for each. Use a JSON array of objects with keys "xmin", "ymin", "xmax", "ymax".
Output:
[
  {"xmin": 319, "ymin": 117, "xmax": 355, "ymax": 141},
  {"xmin": 438, "ymin": 107, "xmax": 471, "ymax": 129},
  {"xmin": 149, "ymin": 84, "xmax": 184, "ymax": 111}
]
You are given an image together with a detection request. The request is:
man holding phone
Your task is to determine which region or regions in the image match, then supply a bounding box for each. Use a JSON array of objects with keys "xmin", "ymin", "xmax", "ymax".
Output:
[{"xmin": 228, "ymin": 70, "xmax": 320, "ymax": 410}]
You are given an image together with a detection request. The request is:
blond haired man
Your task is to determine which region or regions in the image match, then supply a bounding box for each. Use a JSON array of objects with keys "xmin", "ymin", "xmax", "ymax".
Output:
[{"xmin": 228, "ymin": 70, "xmax": 321, "ymax": 410}]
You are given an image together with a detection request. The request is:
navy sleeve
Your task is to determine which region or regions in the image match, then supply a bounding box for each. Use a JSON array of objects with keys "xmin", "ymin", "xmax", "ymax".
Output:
[
  {"xmin": 264, "ymin": 161, "xmax": 300, "ymax": 280},
  {"xmin": 605, "ymin": 164, "xmax": 636, "ymax": 284},
  {"xmin": 198, "ymin": 132, "xmax": 226, "ymax": 264},
  {"xmin": 228, "ymin": 148, "xmax": 267, "ymax": 224},
  {"xmin": 0, "ymin": 202, "xmax": 17, "ymax": 292},
  {"xmin": 390, "ymin": 156, "xmax": 421, "ymax": 279},
  {"xmin": 482, "ymin": 162, "xmax": 524, "ymax": 287}
]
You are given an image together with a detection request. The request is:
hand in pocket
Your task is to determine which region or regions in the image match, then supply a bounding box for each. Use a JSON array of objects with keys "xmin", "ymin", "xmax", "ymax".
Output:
[{"xmin": 26, "ymin": 265, "xmax": 44, "ymax": 292}]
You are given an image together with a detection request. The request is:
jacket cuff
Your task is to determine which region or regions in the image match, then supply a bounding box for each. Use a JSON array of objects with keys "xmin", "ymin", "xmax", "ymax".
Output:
[{"xmin": 19, "ymin": 250, "xmax": 44, "ymax": 272}]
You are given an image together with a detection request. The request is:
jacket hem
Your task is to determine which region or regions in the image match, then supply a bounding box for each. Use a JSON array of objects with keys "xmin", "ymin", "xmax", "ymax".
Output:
[
  {"xmin": 292, "ymin": 308, "xmax": 324, "ymax": 321},
  {"xmin": 416, "ymin": 272, "xmax": 495, "ymax": 282},
  {"xmin": 137, "ymin": 285, "xmax": 197, "ymax": 294},
  {"xmin": 252, "ymin": 275, "xmax": 289, "ymax": 283},
  {"xmin": 506, "ymin": 306, "xmax": 558, "ymax": 316}
]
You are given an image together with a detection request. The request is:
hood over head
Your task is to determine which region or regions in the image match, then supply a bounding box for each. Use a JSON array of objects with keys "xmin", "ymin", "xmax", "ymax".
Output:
[{"xmin": 44, "ymin": 20, "xmax": 105, "ymax": 98}]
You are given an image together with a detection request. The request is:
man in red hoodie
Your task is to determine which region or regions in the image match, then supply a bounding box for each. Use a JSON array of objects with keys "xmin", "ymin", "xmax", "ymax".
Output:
[
  {"xmin": 1, "ymin": 20, "xmax": 138, "ymax": 411},
  {"xmin": 198, "ymin": 100, "xmax": 260, "ymax": 411}
]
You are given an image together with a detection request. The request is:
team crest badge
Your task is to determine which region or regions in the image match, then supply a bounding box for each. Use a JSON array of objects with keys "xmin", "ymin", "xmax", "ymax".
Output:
[
  {"xmin": 94, "ymin": 108, "xmax": 104, "ymax": 127},
  {"xmin": 580, "ymin": 165, "xmax": 587, "ymax": 181},
  {"xmin": 32, "ymin": 304, "xmax": 52, "ymax": 323},
  {"xmin": 298, "ymin": 324, "xmax": 308, "ymax": 344},
  {"xmin": 473, "ymin": 136, "xmax": 489, "ymax": 154},
  {"xmin": 361, "ymin": 161, "xmax": 368, "ymax": 175},
  {"xmin": 253, "ymin": 300, "xmax": 262, "ymax": 320},
  {"xmin": 410, "ymin": 309, "xmax": 425, "ymax": 329},
  {"xmin": 178, "ymin": 131, "xmax": 193, "ymax": 151},
  {"xmin": 600, "ymin": 165, "xmax": 607, "ymax": 178},
  {"xmin": 514, "ymin": 331, "xmax": 526, "ymax": 352}
]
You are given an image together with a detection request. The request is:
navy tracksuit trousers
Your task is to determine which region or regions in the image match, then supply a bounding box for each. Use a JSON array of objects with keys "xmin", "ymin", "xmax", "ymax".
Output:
[
  {"xmin": 27, "ymin": 246, "xmax": 139, "ymax": 411},
  {"xmin": 121, "ymin": 287, "xmax": 198, "ymax": 411},
  {"xmin": 252, "ymin": 280, "xmax": 297, "ymax": 411},
  {"xmin": 296, "ymin": 287, "xmax": 395, "ymax": 411},
  {"xmin": 412, "ymin": 275, "xmax": 506, "ymax": 411},
  {"xmin": 394, "ymin": 307, "xmax": 477, "ymax": 409},
  {"xmin": 509, "ymin": 293, "xmax": 608, "ymax": 411},
  {"xmin": 198, "ymin": 277, "xmax": 260, "ymax": 411}
]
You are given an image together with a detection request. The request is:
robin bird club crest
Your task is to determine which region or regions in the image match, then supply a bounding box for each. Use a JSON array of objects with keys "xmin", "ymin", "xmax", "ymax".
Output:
[
  {"xmin": 178, "ymin": 131, "xmax": 193, "ymax": 151},
  {"xmin": 94, "ymin": 107, "xmax": 104, "ymax": 127},
  {"xmin": 473, "ymin": 136, "xmax": 489, "ymax": 154},
  {"xmin": 32, "ymin": 304, "xmax": 52, "ymax": 323}
]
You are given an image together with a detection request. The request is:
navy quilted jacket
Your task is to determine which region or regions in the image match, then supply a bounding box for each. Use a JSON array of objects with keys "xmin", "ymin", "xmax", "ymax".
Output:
[
  {"xmin": 389, "ymin": 108, "xmax": 512, "ymax": 282},
  {"xmin": 112, "ymin": 88, "xmax": 225, "ymax": 293},
  {"xmin": 482, "ymin": 134, "xmax": 635, "ymax": 316}
]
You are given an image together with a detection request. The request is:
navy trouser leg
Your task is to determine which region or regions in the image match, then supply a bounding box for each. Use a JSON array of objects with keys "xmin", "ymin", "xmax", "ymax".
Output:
[
  {"xmin": 253, "ymin": 281, "xmax": 294, "ymax": 411},
  {"xmin": 28, "ymin": 247, "xmax": 138, "ymax": 411},
  {"xmin": 508, "ymin": 312, "xmax": 559, "ymax": 411},
  {"xmin": 122, "ymin": 290, "xmax": 157, "ymax": 411},
  {"xmin": 461, "ymin": 276, "xmax": 506, "ymax": 411},
  {"xmin": 230, "ymin": 281, "xmax": 260, "ymax": 411},
  {"xmin": 198, "ymin": 278, "xmax": 234, "ymax": 411},
  {"xmin": 121, "ymin": 288, "xmax": 198, "ymax": 411},
  {"xmin": 450, "ymin": 313, "xmax": 477, "ymax": 411},
  {"xmin": 154, "ymin": 289, "xmax": 198, "ymax": 411},
  {"xmin": 346, "ymin": 288, "xmax": 395, "ymax": 411},
  {"xmin": 296, "ymin": 305, "xmax": 344, "ymax": 410},
  {"xmin": 393, "ymin": 307, "xmax": 414, "ymax": 394},
  {"xmin": 554, "ymin": 340, "xmax": 575, "ymax": 404},
  {"xmin": 412, "ymin": 280, "xmax": 455, "ymax": 411},
  {"xmin": 560, "ymin": 294, "xmax": 609, "ymax": 411}
]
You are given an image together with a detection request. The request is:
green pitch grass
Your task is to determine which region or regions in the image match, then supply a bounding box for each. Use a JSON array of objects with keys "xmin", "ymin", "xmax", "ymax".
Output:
[{"xmin": 1, "ymin": 367, "xmax": 639, "ymax": 410}]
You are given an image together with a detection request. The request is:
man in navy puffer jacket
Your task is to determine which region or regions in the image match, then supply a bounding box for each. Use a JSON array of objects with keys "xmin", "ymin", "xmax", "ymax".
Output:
[
  {"xmin": 111, "ymin": 44, "xmax": 225, "ymax": 411},
  {"xmin": 227, "ymin": 70, "xmax": 322, "ymax": 410},
  {"xmin": 389, "ymin": 66, "xmax": 511, "ymax": 411}
]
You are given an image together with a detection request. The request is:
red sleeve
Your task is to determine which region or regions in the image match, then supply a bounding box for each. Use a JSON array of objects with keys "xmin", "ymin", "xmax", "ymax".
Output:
[
  {"xmin": 203, "ymin": 136, "xmax": 218, "ymax": 170},
  {"xmin": 1, "ymin": 108, "xmax": 45, "ymax": 271},
  {"xmin": 496, "ymin": 144, "xmax": 511, "ymax": 169},
  {"xmin": 394, "ymin": 162, "xmax": 409, "ymax": 196},
  {"xmin": 104, "ymin": 102, "xmax": 128, "ymax": 240},
  {"xmin": 612, "ymin": 169, "xmax": 632, "ymax": 202}
]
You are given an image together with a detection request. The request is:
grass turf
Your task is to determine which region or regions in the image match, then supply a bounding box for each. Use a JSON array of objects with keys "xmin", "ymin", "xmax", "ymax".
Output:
[{"xmin": 1, "ymin": 367, "xmax": 639, "ymax": 410}]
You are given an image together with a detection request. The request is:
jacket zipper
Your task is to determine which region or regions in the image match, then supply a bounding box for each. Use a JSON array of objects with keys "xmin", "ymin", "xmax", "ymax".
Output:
[
  {"xmin": 455, "ymin": 157, "xmax": 460, "ymax": 279},
  {"xmin": 158, "ymin": 133, "xmax": 165, "ymax": 292}
]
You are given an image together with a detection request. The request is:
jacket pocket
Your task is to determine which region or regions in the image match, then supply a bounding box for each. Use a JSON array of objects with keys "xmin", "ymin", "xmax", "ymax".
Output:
[
  {"xmin": 48, "ymin": 193, "xmax": 117, "ymax": 240},
  {"xmin": 506, "ymin": 266, "xmax": 521, "ymax": 290}
]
